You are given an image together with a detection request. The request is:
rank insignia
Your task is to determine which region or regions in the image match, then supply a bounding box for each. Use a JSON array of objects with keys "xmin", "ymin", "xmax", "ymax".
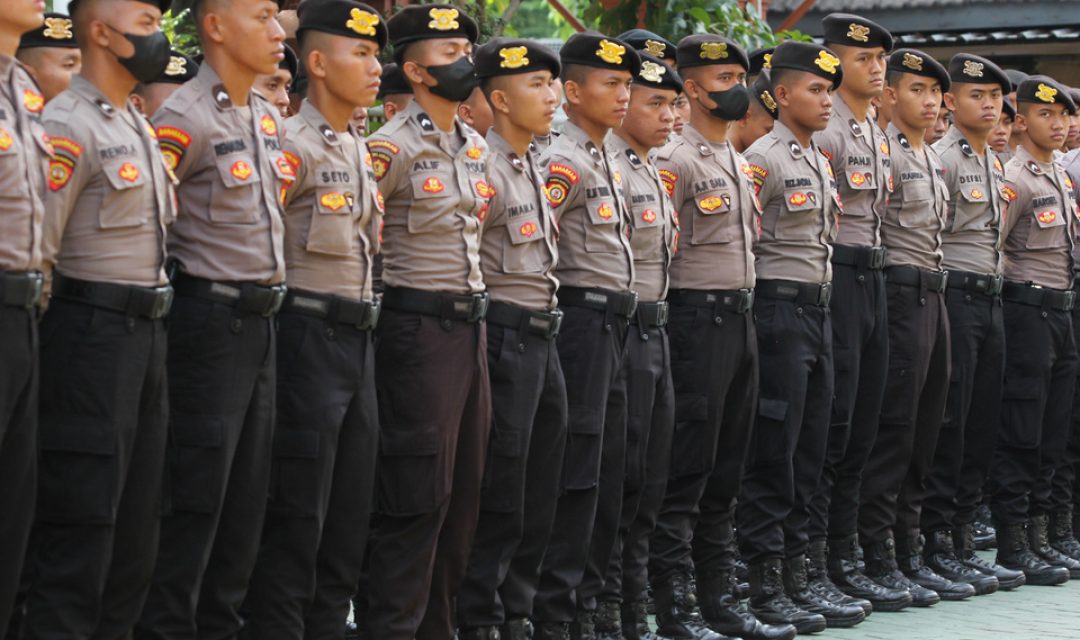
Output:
[
  {"xmin": 260, "ymin": 114, "xmax": 277, "ymax": 137},
  {"xmin": 1037, "ymin": 209, "xmax": 1057, "ymax": 224},
  {"xmin": 475, "ymin": 180, "xmax": 496, "ymax": 198},
  {"xmin": 321, "ymin": 192, "xmax": 347, "ymax": 211},
  {"xmin": 519, "ymin": 221, "xmax": 539, "ymax": 237},
  {"xmin": 23, "ymin": 89, "xmax": 44, "ymax": 114},
  {"xmin": 641, "ymin": 209, "xmax": 657, "ymax": 224},
  {"xmin": 597, "ymin": 202, "xmax": 614, "ymax": 219},
  {"xmin": 422, "ymin": 176, "xmax": 444, "ymax": 193},
  {"xmin": 789, "ymin": 192, "xmax": 809, "ymax": 206},
  {"xmin": 118, "ymin": 162, "xmax": 140, "ymax": 183},
  {"xmin": 231, "ymin": 160, "xmax": 253, "ymax": 180}
]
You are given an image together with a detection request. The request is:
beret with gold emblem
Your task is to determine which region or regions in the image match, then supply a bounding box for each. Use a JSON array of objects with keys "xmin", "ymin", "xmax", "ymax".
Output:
[
  {"xmin": 297, "ymin": 0, "xmax": 387, "ymax": 48},
  {"xmin": 377, "ymin": 62, "xmax": 413, "ymax": 99},
  {"xmin": 633, "ymin": 52, "xmax": 682, "ymax": 94},
  {"xmin": 1016, "ymin": 75, "xmax": 1077, "ymax": 115},
  {"xmin": 1004, "ymin": 69, "xmax": 1029, "ymax": 92},
  {"xmin": 69, "ymin": 0, "xmax": 170, "ymax": 13},
  {"xmin": 887, "ymin": 48, "xmax": 949, "ymax": 92},
  {"xmin": 770, "ymin": 40, "xmax": 843, "ymax": 90},
  {"xmin": 948, "ymin": 54, "xmax": 1009, "ymax": 93},
  {"xmin": 559, "ymin": 32, "xmax": 641, "ymax": 77},
  {"xmin": 752, "ymin": 70, "xmax": 778, "ymax": 119},
  {"xmin": 475, "ymin": 37, "xmax": 560, "ymax": 79},
  {"xmin": 749, "ymin": 47, "xmax": 774, "ymax": 76},
  {"xmin": 151, "ymin": 49, "xmax": 199, "ymax": 85},
  {"xmin": 617, "ymin": 29, "xmax": 676, "ymax": 64},
  {"xmin": 1002, "ymin": 95, "xmax": 1016, "ymax": 119},
  {"xmin": 388, "ymin": 3, "xmax": 478, "ymax": 58},
  {"xmin": 676, "ymin": 34, "xmax": 749, "ymax": 71},
  {"xmin": 18, "ymin": 13, "xmax": 78, "ymax": 50},
  {"xmin": 821, "ymin": 13, "xmax": 893, "ymax": 51}
]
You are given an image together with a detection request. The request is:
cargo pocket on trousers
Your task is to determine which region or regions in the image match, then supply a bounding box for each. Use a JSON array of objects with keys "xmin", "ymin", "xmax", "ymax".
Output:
[
  {"xmin": 670, "ymin": 393, "xmax": 711, "ymax": 477},
  {"xmin": 168, "ymin": 416, "xmax": 226, "ymax": 514},
  {"xmin": 270, "ymin": 428, "xmax": 321, "ymax": 518},
  {"xmin": 562, "ymin": 407, "xmax": 604, "ymax": 491},
  {"xmin": 751, "ymin": 397, "xmax": 790, "ymax": 465},
  {"xmin": 377, "ymin": 422, "xmax": 447, "ymax": 516},
  {"xmin": 480, "ymin": 426, "xmax": 527, "ymax": 513},
  {"xmin": 999, "ymin": 376, "xmax": 1042, "ymax": 449},
  {"xmin": 37, "ymin": 415, "xmax": 116, "ymax": 524}
]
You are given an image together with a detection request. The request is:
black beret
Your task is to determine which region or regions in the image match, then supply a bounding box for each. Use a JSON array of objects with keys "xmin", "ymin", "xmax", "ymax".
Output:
[
  {"xmin": 559, "ymin": 32, "xmax": 640, "ymax": 77},
  {"xmin": 769, "ymin": 41, "xmax": 843, "ymax": 90},
  {"xmin": 475, "ymin": 37, "xmax": 560, "ymax": 80},
  {"xmin": 1016, "ymin": 75, "xmax": 1077, "ymax": 115},
  {"xmin": 1004, "ymin": 69, "xmax": 1029, "ymax": 92},
  {"xmin": 617, "ymin": 29, "xmax": 675, "ymax": 62},
  {"xmin": 948, "ymin": 54, "xmax": 1009, "ymax": 93},
  {"xmin": 634, "ymin": 52, "xmax": 682, "ymax": 94},
  {"xmin": 152, "ymin": 50, "xmax": 199, "ymax": 85},
  {"xmin": 377, "ymin": 62, "xmax": 413, "ymax": 99},
  {"xmin": 388, "ymin": 4, "xmax": 478, "ymax": 58},
  {"xmin": 749, "ymin": 47, "xmax": 773, "ymax": 75},
  {"xmin": 19, "ymin": 13, "xmax": 77, "ymax": 50},
  {"xmin": 69, "ymin": 0, "xmax": 171, "ymax": 13},
  {"xmin": 1072, "ymin": 88, "xmax": 1080, "ymax": 111},
  {"xmin": 1002, "ymin": 95, "xmax": 1016, "ymax": 119},
  {"xmin": 297, "ymin": 0, "xmax": 387, "ymax": 49},
  {"xmin": 887, "ymin": 48, "xmax": 949, "ymax": 92},
  {"xmin": 279, "ymin": 43, "xmax": 298, "ymax": 79},
  {"xmin": 751, "ymin": 70, "xmax": 778, "ymax": 119},
  {"xmin": 675, "ymin": 34, "xmax": 749, "ymax": 71},
  {"xmin": 821, "ymin": 13, "xmax": 893, "ymax": 51}
]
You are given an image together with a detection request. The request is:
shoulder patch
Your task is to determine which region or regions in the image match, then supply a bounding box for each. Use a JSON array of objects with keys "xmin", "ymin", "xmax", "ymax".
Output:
[
  {"xmin": 156, "ymin": 125, "xmax": 192, "ymax": 171},
  {"xmin": 658, "ymin": 168, "xmax": 678, "ymax": 196},
  {"xmin": 23, "ymin": 88, "xmax": 44, "ymax": 114},
  {"xmin": 368, "ymin": 139, "xmax": 400, "ymax": 155},
  {"xmin": 283, "ymin": 150, "xmax": 301, "ymax": 170},
  {"xmin": 1001, "ymin": 184, "xmax": 1017, "ymax": 202},
  {"xmin": 748, "ymin": 164, "xmax": 768, "ymax": 194},
  {"xmin": 544, "ymin": 175, "xmax": 571, "ymax": 208},
  {"xmin": 370, "ymin": 150, "xmax": 392, "ymax": 181},
  {"xmin": 548, "ymin": 162, "xmax": 580, "ymax": 184},
  {"xmin": 48, "ymin": 136, "xmax": 82, "ymax": 191}
]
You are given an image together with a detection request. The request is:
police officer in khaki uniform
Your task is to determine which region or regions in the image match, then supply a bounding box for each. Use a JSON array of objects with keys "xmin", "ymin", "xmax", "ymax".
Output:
[
  {"xmin": 455, "ymin": 38, "xmax": 565, "ymax": 640},
  {"xmin": 729, "ymin": 72, "xmax": 776, "ymax": 154},
  {"xmin": 22, "ymin": 0, "xmax": 174, "ymax": 636},
  {"xmin": 741, "ymin": 41, "xmax": 863, "ymax": 633},
  {"xmin": 364, "ymin": 6, "xmax": 492, "ymax": 639},
  {"xmin": 16, "ymin": 12, "xmax": 80, "ymax": 103},
  {"xmin": 0, "ymin": 3, "xmax": 48, "ymax": 633},
  {"xmin": 136, "ymin": 0, "xmax": 292, "ymax": 637},
  {"xmin": 991, "ymin": 76, "xmax": 1078, "ymax": 586},
  {"xmin": 617, "ymin": 30, "xmax": 676, "ymax": 68},
  {"xmin": 530, "ymin": 32, "xmax": 639, "ymax": 640},
  {"xmin": 131, "ymin": 49, "xmax": 199, "ymax": 118},
  {"xmin": 921, "ymin": 54, "xmax": 1022, "ymax": 595},
  {"xmin": 858, "ymin": 49, "xmax": 972, "ymax": 604},
  {"xmin": 243, "ymin": 3, "xmax": 385, "ymax": 639},
  {"xmin": 376, "ymin": 61, "xmax": 412, "ymax": 121}
]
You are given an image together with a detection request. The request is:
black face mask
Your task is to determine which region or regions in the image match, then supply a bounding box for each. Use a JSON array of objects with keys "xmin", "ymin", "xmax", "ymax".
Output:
[
  {"xmin": 420, "ymin": 57, "xmax": 478, "ymax": 103},
  {"xmin": 105, "ymin": 25, "xmax": 171, "ymax": 84},
  {"xmin": 701, "ymin": 85, "xmax": 751, "ymax": 121}
]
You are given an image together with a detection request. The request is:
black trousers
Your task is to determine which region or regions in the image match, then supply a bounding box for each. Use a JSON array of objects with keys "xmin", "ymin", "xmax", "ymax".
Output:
[
  {"xmin": 599, "ymin": 323, "xmax": 674, "ymax": 603},
  {"xmin": 0, "ymin": 306, "xmax": 37, "ymax": 634},
  {"xmin": 649, "ymin": 300, "xmax": 756, "ymax": 582},
  {"xmin": 739, "ymin": 296, "xmax": 833, "ymax": 563},
  {"xmin": 365, "ymin": 309, "xmax": 491, "ymax": 640},
  {"xmin": 990, "ymin": 303, "xmax": 1077, "ymax": 523},
  {"xmin": 1049, "ymin": 290, "xmax": 1080, "ymax": 514},
  {"xmin": 859, "ymin": 284, "xmax": 950, "ymax": 544},
  {"xmin": 243, "ymin": 311, "xmax": 378, "ymax": 640},
  {"xmin": 533, "ymin": 305, "xmax": 627, "ymax": 623},
  {"xmin": 136, "ymin": 295, "xmax": 276, "ymax": 640},
  {"xmin": 922, "ymin": 289, "xmax": 1004, "ymax": 532},
  {"xmin": 23, "ymin": 300, "xmax": 167, "ymax": 639},
  {"xmin": 457, "ymin": 319, "xmax": 568, "ymax": 628},
  {"xmin": 808, "ymin": 263, "xmax": 888, "ymax": 542}
]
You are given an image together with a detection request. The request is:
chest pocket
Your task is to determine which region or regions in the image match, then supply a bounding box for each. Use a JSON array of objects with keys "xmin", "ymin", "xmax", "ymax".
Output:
[
  {"xmin": 583, "ymin": 193, "xmax": 623, "ymax": 254},
  {"xmin": 628, "ymin": 196, "xmax": 665, "ymax": 261},
  {"xmin": 952, "ymin": 178, "xmax": 990, "ymax": 231},
  {"xmin": 1027, "ymin": 195, "xmax": 1068, "ymax": 250},
  {"xmin": 503, "ymin": 211, "xmax": 547, "ymax": 274},
  {"xmin": 99, "ymin": 156, "xmax": 151, "ymax": 229},
  {"xmin": 408, "ymin": 171, "xmax": 456, "ymax": 234},
  {"xmin": 209, "ymin": 142, "xmax": 262, "ymax": 225},
  {"xmin": 777, "ymin": 184, "xmax": 822, "ymax": 240},
  {"xmin": 690, "ymin": 189, "xmax": 734, "ymax": 245},
  {"xmin": 898, "ymin": 178, "xmax": 933, "ymax": 228},
  {"xmin": 307, "ymin": 164, "xmax": 359, "ymax": 257},
  {"xmin": 846, "ymin": 155, "xmax": 876, "ymax": 192}
]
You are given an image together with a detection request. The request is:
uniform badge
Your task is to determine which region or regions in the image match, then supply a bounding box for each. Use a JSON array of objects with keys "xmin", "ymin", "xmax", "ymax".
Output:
[
  {"xmin": 814, "ymin": 50, "xmax": 840, "ymax": 74},
  {"xmin": 698, "ymin": 195, "xmax": 726, "ymax": 212},
  {"xmin": 477, "ymin": 204, "xmax": 489, "ymax": 221},
  {"xmin": 475, "ymin": 180, "xmax": 496, "ymax": 198},
  {"xmin": 260, "ymin": 114, "xmax": 278, "ymax": 137},
  {"xmin": 94, "ymin": 99, "xmax": 115, "ymax": 116},
  {"xmin": 789, "ymin": 192, "xmax": 809, "ymax": 206},
  {"xmin": 902, "ymin": 52, "xmax": 923, "ymax": 71},
  {"xmin": 156, "ymin": 125, "xmax": 192, "ymax": 171},
  {"xmin": 466, "ymin": 146, "xmax": 483, "ymax": 159},
  {"xmin": 428, "ymin": 7, "xmax": 460, "ymax": 31},
  {"xmin": 847, "ymin": 23, "xmax": 870, "ymax": 42},
  {"xmin": 898, "ymin": 133, "xmax": 911, "ymax": 150},
  {"xmin": 344, "ymin": 192, "xmax": 355, "ymax": 208},
  {"xmin": 697, "ymin": 143, "xmax": 710, "ymax": 156},
  {"xmin": 421, "ymin": 176, "xmax": 444, "ymax": 193},
  {"xmin": 760, "ymin": 90, "xmax": 777, "ymax": 113},
  {"xmin": 23, "ymin": 89, "xmax": 44, "ymax": 114},
  {"xmin": 213, "ymin": 85, "xmax": 232, "ymax": 109},
  {"xmin": 595, "ymin": 39, "xmax": 626, "ymax": 65},
  {"xmin": 43, "ymin": 16, "xmax": 73, "ymax": 39},
  {"xmin": 118, "ymin": 162, "xmax": 140, "ymax": 182},
  {"xmin": 960, "ymin": 140, "xmax": 974, "ymax": 157},
  {"xmin": 1037, "ymin": 209, "xmax": 1057, "ymax": 224},
  {"xmin": 499, "ymin": 46, "xmax": 529, "ymax": 69},
  {"xmin": 545, "ymin": 176, "xmax": 570, "ymax": 207},
  {"xmin": 888, "ymin": 175, "xmax": 895, "ymax": 192},
  {"xmin": 994, "ymin": 156, "xmax": 1003, "ymax": 173},
  {"xmin": 970, "ymin": 188, "xmax": 985, "ymax": 199},
  {"xmin": 0, "ymin": 129, "xmax": 13, "ymax": 151},
  {"xmin": 320, "ymin": 192, "xmax": 347, "ymax": 211},
  {"xmin": 640, "ymin": 61, "xmax": 666, "ymax": 83},
  {"xmin": 549, "ymin": 163, "xmax": 580, "ymax": 184},
  {"xmin": 165, "ymin": 56, "xmax": 187, "ymax": 77},
  {"xmin": 641, "ymin": 209, "xmax": 657, "ymax": 224},
  {"xmin": 1035, "ymin": 83, "xmax": 1058, "ymax": 103},
  {"xmin": 1026, "ymin": 160, "xmax": 1043, "ymax": 175},
  {"xmin": 699, "ymin": 42, "xmax": 728, "ymax": 60},
  {"xmin": 658, "ymin": 168, "xmax": 678, "ymax": 196},
  {"xmin": 371, "ymin": 151, "xmax": 392, "ymax": 181},
  {"xmin": 963, "ymin": 60, "xmax": 984, "ymax": 78},
  {"xmin": 748, "ymin": 164, "xmax": 768, "ymax": 194},
  {"xmin": 850, "ymin": 171, "xmax": 866, "ymax": 186},
  {"xmin": 789, "ymin": 141, "xmax": 802, "ymax": 157},
  {"xmin": 586, "ymin": 142, "xmax": 601, "ymax": 162},
  {"xmin": 613, "ymin": 170, "xmax": 622, "ymax": 184},
  {"xmin": 848, "ymin": 119, "xmax": 862, "ymax": 136},
  {"xmin": 319, "ymin": 124, "xmax": 339, "ymax": 144},
  {"xmin": 1001, "ymin": 185, "xmax": 1017, "ymax": 201},
  {"xmin": 625, "ymin": 148, "xmax": 641, "ymax": 166},
  {"xmin": 880, "ymin": 141, "xmax": 890, "ymax": 155},
  {"xmin": 597, "ymin": 202, "xmax": 615, "ymax": 219},
  {"xmin": 47, "ymin": 136, "xmax": 81, "ymax": 191},
  {"xmin": 375, "ymin": 191, "xmax": 385, "ymax": 212},
  {"xmin": 231, "ymin": 160, "xmax": 253, "ymax": 180},
  {"xmin": 417, "ymin": 113, "xmax": 435, "ymax": 132},
  {"xmin": 275, "ymin": 155, "xmax": 296, "ymax": 179},
  {"xmin": 528, "ymin": 141, "xmax": 537, "ymax": 155},
  {"xmin": 368, "ymin": 139, "xmax": 400, "ymax": 155},
  {"xmin": 363, "ymin": 152, "xmax": 373, "ymax": 168},
  {"xmin": 346, "ymin": 8, "xmax": 380, "ymax": 36},
  {"xmin": 510, "ymin": 154, "xmax": 524, "ymax": 172},
  {"xmin": 519, "ymin": 221, "xmax": 539, "ymax": 237},
  {"xmin": 645, "ymin": 39, "xmax": 666, "ymax": 57}
]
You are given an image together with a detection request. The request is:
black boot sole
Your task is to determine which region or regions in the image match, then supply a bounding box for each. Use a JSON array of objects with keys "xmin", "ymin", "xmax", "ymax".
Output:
[
  {"xmin": 865, "ymin": 595, "xmax": 912, "ymax": 612},
  {"xmin": 1010, "ymin": 567, "xmax": 1070, "ymax": 586},
  {"xmin": 969, "ymin": 578, "xmax": 999, "ymax": 596},
  {"xmin": 995, "ymin": 573, "xmax": 1026, "ymax": 590},
  {"xmin": 822, "ymin": 611, "xmax": 866, "ymax": 629},
  {"xmin": 749, "ymin": 613, "xmax": 825, "ymax": 636}
]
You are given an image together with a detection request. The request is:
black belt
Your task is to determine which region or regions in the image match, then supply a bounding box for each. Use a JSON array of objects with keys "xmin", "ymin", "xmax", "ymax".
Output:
[
  {"xmin": 832, "ymin": 245, "xmax": 887, "ymax": 270},
  {"xmin": 382, "ymin": 286, "xmax": 489, "ymax": 323},
  {"xmin": 53, "ymin": 273, "xmax": 173, "ymax": 320},
  {"xmin": 0, "ymin": 270, "xmax": 43, "ymax": 310},
  {"xmin": 756, "ymin": 279, "xmax": 832, "ymax": 307},
  {"xmin": 172, "ymin": 273, "xmax": 286, "ymax": 317},
  {"xmin": 631, "ymin": 301, "xmax": 669, "ymax": 328},
  {"xmin": 486, "ymin": 301, "xmax": 562, "ymax": 339},
  {"xmin": 281, "ymin": 289, "xmax": 380, "ymax": 330},
  {"xmin": 885, "ymin": 265, "xmax": 949, "ymax": 293},
  {"xmin": 947, "ymin": 270, "xmax": 1004, "ymax": 298},
  {"xmin": 558, "ymin": 286, "xmax": 638, "ymax": 318},
  {"xmin": 667, "ymin": 288, "xmax": 755, "ymax": 314},
  {"xmin": 1002, "ymin": 281, "xmax": 1076, "ymax": 312}
]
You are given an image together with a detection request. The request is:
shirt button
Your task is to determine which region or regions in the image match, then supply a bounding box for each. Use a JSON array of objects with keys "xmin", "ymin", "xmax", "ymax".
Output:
[
  {"xmin": 919, "ymin": 297, "xmax": 927, "ymax": 306},
  {"xmin": 714, "ymin": 316, "xmax": 723, "ymax": 326},
  {"xmin": 230, "ymin": 318, "xmax": 243, "ymax": 333}
]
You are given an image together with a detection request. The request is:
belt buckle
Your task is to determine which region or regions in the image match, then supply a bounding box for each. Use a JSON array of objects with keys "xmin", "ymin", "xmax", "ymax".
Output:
[
  {"xmin": 366, "ymin": 299, "xmax": 381, "ymax": 329},
  {"xmin": 870, "ymin": 247, "xmax": 887, "ymax": 269},
  {"xmin": 656, "ymin": 301, "xmax": 669, "ymax": 326},
  {"xmin": 736, "ymin": 289, "xmax": 754, "ymax": 314},
  {"xmin": 548, "ymin": 309, "xmax": 563, "ymax": 337},
  {"xmin": 626, "ymin": 291, "xmax": 639, "ymax": 318},
  {"xmin": 938, "ymin": 270, "xmax": 949, "ymax": 293},
  {"xmin": 818, "ymin": 282, "xmax": 833, "ymax": 306},
  {"xmin": 151, "ymin": 285, "xmax": 174, "ymax": 318},
  {"xmin": 469, "ymin": 293, "xmax": 490, "ymax": 322},
  {"xmin": 1065, "ymin": 290, "xmax": 1077, "ymax": 311},
  {"xmin": 266, "ymin": 285, "xmax": 287, "ymax": 317},
  {"xmin": 27, "ymin": 272, "xmax": 44, "ymax": 309},
  {"xmin": 988, "ymin": 275, "xmax": 1004, "ymax": 297}
]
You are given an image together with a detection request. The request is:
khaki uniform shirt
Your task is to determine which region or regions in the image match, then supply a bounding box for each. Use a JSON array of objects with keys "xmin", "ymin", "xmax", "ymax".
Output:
[
  {"xmin": 813, "ymin": 96, "xmax": 891, "ymax": 248},
  {"xmin": 1001, "ymin": 145, "xmax": 1075, "ymax": 290},
  {"xmin": 611, "ymin": 134, "xmax": 676, "ymax": 302},
  {"xmin": 281, "ymin": 100, "xmax": 381, "ymax": 301},
  {"xmin": 539, "ymin": 120, "xmax": 634, "ymax": 292},
  {"xmin": 933, "ymin": 126, "xmax": 1007, "ymax": 275},
  {"xmin": 1061, "ymin": 148, "xmax": 1080, "ymax": 272},
  {"xmin": 881, "ymin": 124, "xmax": 947, "ymax": 271},
  {"xmin": 0, "ymin": 54, "xmax": 49, "ymax": 272},
  {"xmin": 654, "ymin": 123, "xmax": 757, "ymax": 290},
  {"xmin": 368, "ymin": 100, "xmax": 488, "ymax": 294},
  {"xmin": 480, "ymin": 129, "xmax": 558, "ymax": 311},
  {"xmin": 42, "ymin": 76, "xmax": 173, "ymax": 288},
  {"xmin": 152, "ymin": 64, "xmax": 289, "ymax": 284},
  {"xmin": 745, "ymin": 120, "xmax": 838, "ymax": 284}
]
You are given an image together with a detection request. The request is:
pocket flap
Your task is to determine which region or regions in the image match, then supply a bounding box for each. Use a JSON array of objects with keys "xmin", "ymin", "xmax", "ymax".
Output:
[
  {"xmin": 695, "ymin": 191, "xmax": 731, "ymax": 216},
  {"xmin": 411, "ymin": 173, "xmax": 452, "ymax": 199},
  {"xmin": 103, "ymin": 158, "xmax": 148, "ymax": 191},
  {"xmin": 215, "ymin": 156, "xmax": 261, "ymax": 189},
  {"xmin": 508, "ymin": 216, "xmax": 545, "ymax": 245},
  {"xmin": 784, "ymin": 188, "xmax": 821, "ymax": 212}
]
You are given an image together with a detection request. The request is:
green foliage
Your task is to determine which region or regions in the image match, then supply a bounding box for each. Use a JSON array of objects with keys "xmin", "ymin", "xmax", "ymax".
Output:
[{"xmin": 162, "ymin": 1, "xmax": 200, "ymax": 56}]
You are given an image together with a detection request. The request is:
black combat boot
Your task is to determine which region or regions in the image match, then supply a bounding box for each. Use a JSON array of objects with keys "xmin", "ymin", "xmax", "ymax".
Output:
[
  {"xmin": 827, "ymin": 534, "xmax": 911, "ymax": 612},
  {"xmin": 807, "ymin": 538, "xmax": 871, "ymax": 616},
  {"xmin": 746, "ymin": 559, "xmax": 826, "ymax": 634},
  {"xmin": 973, "ymin": 504, "xmax": 996, "ymax": 550},
  {"xmin": 954, "ymin": 522, "xmax": 1025, "ymax": 590},
  {"xmin": 923, "ymin": 529, "xmax": 998, "ymax": 595},
  {"xmin": 1028, "ymin": 513, "xmax": 1080, "ymax": 578},
  {"xmin": 621, "ymin": 600, "xmax": 664, "ymax": 640},
  {"xmin": 862, "ymin": 537, "xmax": 939, "ymax": 607},
  {"xmin": 783, "ymin": 555, "xmax": 865, "ymax": 628},
  {"xmin": 459, "ymin": 627, "xmax": 501, "ymax": 640},
  {"xmin": 498, "ymin": 619, "xmax": 531, "ymax": 640},
  {"xmin": 1048, "ymin": 510, "xmax": 1080, "ymax": 564},
  {"xmin": 534, "ymin": 622, "xmax": 572, "ymax": 640},
  {"xmin": 896, "ymin": 529, "xmax": 974, "ymax": 600},
  {"xmin": 995, "ymin": 520, "xmax": 1069, "ymax": 586},
  {"xmin": 594, "ymin": 601, "xmax": 622, "ymax": 640},
  {"xmin": 697, "ymin": 567, "xmax": 796, "ymax": 640},
  {"xmin": 654, "ymin": 574, "xmax": 729, "ymax": 640},
  {"xmin": 570, "ymin": 609, "xmax": 595, "ymax": 640}
]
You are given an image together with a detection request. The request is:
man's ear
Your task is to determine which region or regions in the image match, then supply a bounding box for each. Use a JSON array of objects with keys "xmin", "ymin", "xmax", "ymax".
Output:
[
  {"xmin": 490, "ymin": 89, "xmax": 510, "ymax": 115},
  {"xmin": 774, "ymin": 83, "xmax": 791, "ymax": 109},
  {"xmin": 130, "ymin": 93, "xmax": 146, "ymax": 114},
  {"xmin": 943, "ymin": 92, "xmax": 958, "ymax": 113},
  {"xmin": 563, "ymin": 79, "xmax": 582, "ymax": 106},
  {"xmin": 1014, "ymin": 112, "xmax": 1027, "ymax": 132}
]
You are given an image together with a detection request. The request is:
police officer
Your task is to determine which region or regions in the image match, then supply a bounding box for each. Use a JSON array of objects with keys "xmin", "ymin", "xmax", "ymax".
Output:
[
  {"xmin": 729, "ymin": 72, "xmax": 776, "ymax": 154},
  {"xmin": 16, "ymin": 12, "xmax": 80, "ymax": 103},
  {"xmin": 991, "ymin": 76, "xmax": 1078, "ymax": 586},
  {"xmin": 1059, "ymin": 123, "xmax": 1080, "ymax": 568},
  {"xmin": 0, "ymin": 2, "xmax": 48, "ymax": 633},
  {"xmin": 617, "ymin": 29, "xmax": 676, "ymax": 67},
  {"xmin": 136, "ymin": 0, "xmax": 292, "ymax": 636},
  {"xmin": 747, "ymin": 48, "xmax": 773, "ymax": 82},
  {"xmin": 242, "ymin": 2, "xmax": 385, "ymax": 638},
  {"xmin": 651, "ymin": 33, "xmax": 785, "ymax": 640},
  {"xmin": 530, "ymin": 31, "xmax": 639, "ymax": 640},
  {"xmin": 811, "ymin": 13, "xmax": 910, "ymax": 613},
  {"xmin": 22, "ymin": 0, "xmax": 174, "ymax": 636},
  {"xmin": 595, "ymin": 52, "xmax": 679, "ymax": 640},
  {"xmin": 921, "ymin": 54, "xmax": 1023, "ymax": 594},
  {"xmin": 377, "ymin": 62, "xmax": 412, "ymax": 121},
  {"xmin": 131, "ymin": 49, "xmax": 200, "ymax": 118},
  {"xmin": 255, "ymin": 43, "xmax": 297, "ymax": 117},
  {"xmin": 858, "ymin": 49, "xmax": 972, "ymax": 604},
  {"xmin": 364, "ymin": 6, "xmax": 492, "ymax": 638}
]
